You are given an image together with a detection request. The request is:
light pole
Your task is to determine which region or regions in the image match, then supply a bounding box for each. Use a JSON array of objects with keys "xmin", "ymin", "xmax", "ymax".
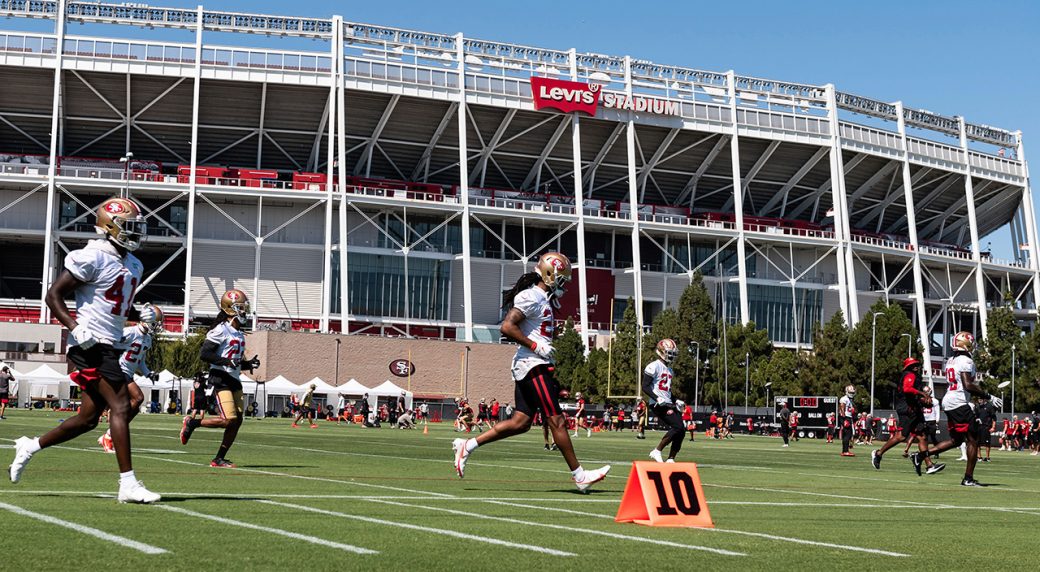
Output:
[
  {"xmin": 870, "ymin": 312, "xmax": 884, "ymax": 418},
  {"xmin": 743, "ymin": 351, "xmax": 750, "ymax": 415},
  {"xmin": 464, "ymin": 345, "xmax": 471, "ymax": 401},
  {"xmin": 334, "ymin": 338, "xmax": 341, "ymax": 386},
  {"xmin": 722, "ymin": 318, "xmax": 729, "ymax": 412},
  {"xmin": 900, "ymin": 333, "xmax": 912, "ymax": 358},
  {"xmin": 1011, "ymin": 344, "xmax": 1016, "ymax": 418},
  {"xmin": 689, "ymin": 341, "xmax": 700, "ymax": 411},
  {"xmin": 765, "ymin": 382, "xmax": 772, "ymax": 419},
  {"xmin": 119, "ymin": 152, "xmax": 133, "ymax": 199}
]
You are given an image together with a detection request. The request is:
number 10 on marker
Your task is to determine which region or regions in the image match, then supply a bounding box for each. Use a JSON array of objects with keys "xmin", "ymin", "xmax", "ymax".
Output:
[{"xmin": 615, "ymin": 461, "xmax": 714, "ymax": 528}]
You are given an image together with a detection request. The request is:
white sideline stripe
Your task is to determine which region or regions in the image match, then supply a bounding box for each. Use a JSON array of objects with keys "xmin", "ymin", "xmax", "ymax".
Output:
[
  {"xmin": 365, "ymin": 498, "xmax": 745, "ymax": 557},
  {"xmin": 486, "ymin": 500, "xmax": 908, "ymax": 557},
  {"xmin": 153, "ymin": 504, "xmax": 377, "ymax": 554},
  {"xmin": 704, "ymin": 483, "xmax": 934, "ymax": 506},
  {"xmin": 0, "ymin": 501, "xmax": 168, "ymax": 555},
  {"xmin": 135, "ymin": 454, "xmax": 454, "ymax": 498},
  {"xmin": 258, "ymin": 500, "xmax": 575, "ymax": 556}
]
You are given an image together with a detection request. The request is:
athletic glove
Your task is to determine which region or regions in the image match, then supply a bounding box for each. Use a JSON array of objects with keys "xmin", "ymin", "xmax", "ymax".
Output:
[
  {"xmin": 70, "ymin": 323, "xmax": 97, "ymax": 350},
  {"xmin": 138, "ymin": 304, "xmax": 157, "ymax": 323},
  {"xmin": 990, "ymin": 396, "xmax": 1003, "ymax": 410},
  {"xmin": 532, "ymin": 340, "xmax": 555, "ymax": 360},
  {"xmin": 149, "ymin": 371, "xmax": 160, "ymax": 382},
  {"xmin": 241, "ymin": 355, "xmax": 261, "ymax": 371}
]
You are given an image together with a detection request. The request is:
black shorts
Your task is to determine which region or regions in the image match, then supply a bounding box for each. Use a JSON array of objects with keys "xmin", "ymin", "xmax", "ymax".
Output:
[
  {"xmin": 67, "ymin": 344, "xmax": 126, "ymax": 388},
  {"xmin": 513, "ymin": 364, "xmax": 561, "ymax": 418},
  {"xmin": 653, "ymin": 404, "xmax": 684, "ymax": 432},
  {"xmin": 0, "ymin": 391, "xmax": 9, "ymax": 403},
  {"xmin": 976, "ymin": 430, "xmax": 992, "ymax": 445},
  {"xmin": 207, "ymin": 369, "xmax": 243, "ymax": 392},
  {"xmin": 898, "ymin": 410, "xmax": 926, "ymax": 436},
  {"xmin": 945, "ymin": 405, "xmax": 977, "ymax": 437}
]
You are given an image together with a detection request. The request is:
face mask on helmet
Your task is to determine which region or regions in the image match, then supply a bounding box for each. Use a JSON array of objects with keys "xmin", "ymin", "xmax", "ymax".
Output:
[
  {"xmin": 537, "ymin": 253, "xmax": 572, "ymax": 304},
  {"xmin": 97, "ymin": 198, "xmax": 147, "ymax": 251}
]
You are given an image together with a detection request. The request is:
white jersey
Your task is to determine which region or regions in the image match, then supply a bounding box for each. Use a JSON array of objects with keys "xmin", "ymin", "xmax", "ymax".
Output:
[
  {"xmin": 205, "ymin": 321, "xmax": 246, "ymax": 381},
  {"xmin": 118, "ymin": 325, "xmax": 153, "ymax": 379},
  {"xmin": 509, "ymin": 286, "xmax": 554, "ymax": 381},
  {"xmin": 923, "ymin": 401, "xmax": 940, "ymax": 423},
  {"xmin": 941, "ymin": 354, "xmax": 976, "ymax": 411},
  {"xmin": 644, "ymin": 359, "xmax": 675, "ymax": 406},
  {"xmin": 839, "ymin": 395, "xmax": 856, "ymax": 418},
  {"xmin": 64, "ymin": 239, "xmax": 144, "ymax": 348}
]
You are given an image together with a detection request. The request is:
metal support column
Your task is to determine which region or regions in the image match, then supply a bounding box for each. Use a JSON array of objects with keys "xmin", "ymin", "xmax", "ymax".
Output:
[
  {"xmin": 180, "ymin": 6, "xmax": 205, "ymax": 334},
  {"xmin": 320, "ymin": 25, "xmax": 338, "ymax": 333},
  {"xmin": 456, "ymin": 33, "xmax": 474, "ymax": 342},
  {"xmin": 624, "ymin": 56, "xmax": 645, "ymax": 331},
  {"xmin": 726, "ymin": 71, "xmax": 750, "ymax": 324},
  {"xmin": 824, "ymin": 85, "xmax": 852, "ymax": 324},
  {"xmin": 38, "ymin": 0, "xmax": 66, "ymax": 324},
  {"xmin": 1015, "ymin": 132, "xmax": 1040, "ymax": 309},
  {"xmin": 895, "ymin": 102, "xmax": 934, "ymax": 371},
  {"xmin": 958, "ymin": 118, "xmax": 989, "ymax": 338},
  {"xmin": 569, "ymin": 49, "xmax": 591, "ymax": 354},
  {"xmin": 336, "ymin": 17, "xmax": 350, "ymax": 331}
]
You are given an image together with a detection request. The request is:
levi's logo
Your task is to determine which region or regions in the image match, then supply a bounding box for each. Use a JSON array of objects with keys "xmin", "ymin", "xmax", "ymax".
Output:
[{"xmin": 530, "ymin": 76, "xmax": 600, "ymax": 115}]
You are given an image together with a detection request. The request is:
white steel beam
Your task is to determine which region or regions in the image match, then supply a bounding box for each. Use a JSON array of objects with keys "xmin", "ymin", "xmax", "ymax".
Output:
[
  {"xmin": 355, "ymin": 94, "xmax": 401, "ymax": 177},
  {"xmin": 457, "ymin": 33, "xmax": 474, "ymax": 342},
  {"xmin": 726, "ymin": 71, "xmax": 750, "ymax": 324},
  {"xmin": 410, "ymin": 102, "xmax": 458, "ymax": 182},
  {"xmin": 336, "ymin": 20, "xmax": 350, "ymax": 331},
  {"xmin": 0, "ymin": 115, "xmax": 48, "ymax": 151},
  {"xmin": 1016, "ymin": 132, "xmax": 1040, "ymax": 309},
  {"xmin": 890, "ymin": 175, "xmax": 961, "ymax": 232},
  {"xmin": 958, "ymin": 118, "xmax": 988, "ymax": 338},
  {"xmin": 626, "ymin": 57, "xmax": 647, "ymax": 331},
  {"xmin": 894, "ymin": 102, "xmax": 934, "ymax": 372},
  {"xmin": 636, "ymin": 128, "xmax": 679, "ymax": 203},
  {"xmin": 675, "ymin": 135, "xmax": 727, "ymax": 207},
  {"xmin": 824, "ymin": 85, "xmax": 851, "ymax": 323},
  {"xmin": 786, "ymin": 153, "xmax": 868, "ymax": 219},
  {"xmin": 256, "ymin": 82, "xmax": 267, "ymax": 168},
  {"xmin": 581, "ymin": 122, "xmax": 626, "ymax": 194},
  {"xmin": 180, "ymin": 6, "xmax": 204, "ymax": 334},
  {"xmin": 721, "ymin": 139, "xmax": 778, "ymax": 212},
  {"xmin": 521, "ymin": 116, "xmax": 570, "ymax": 191},
  {"xmin": 320, "ymin": 23, "xmax": 338, "ymax": 333},
  {"xmin": 308, "ymin": 95, "xmax": 331, "ymax": 172},
  {"xmin": 759, "ymin": 146, "xmax": 828, "ymax": 216},
  {"xmin": 469, "ymin": 109, "xmax": 517, "ymax": 187},
  {"xmin": 38, "ymin": 0, "xmax": 66, "ymax": 324}
]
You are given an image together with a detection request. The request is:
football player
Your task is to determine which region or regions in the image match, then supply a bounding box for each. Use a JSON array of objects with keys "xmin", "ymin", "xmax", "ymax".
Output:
[
  {"xmin": 644, "ymin": 339, "xmax": 685, "ymax": 463},
  {"xmin": 871, "ymin": 357, "xmax": 944, "ymax": 475},
  {"xmin": 292, "ymin": 383, "xmax": 318, "ymax": 428},
  {"xmin": 451, "ymin": 252, "xmax": 610, "ymax": 492},
  {"xmin": 98, "ymin": 304, "xmax": 163, "ymax": 453},
  {"xmin": 975, "ymin": 394, "xmax": 997, "ymax": 462},
  {"xmin": 179, "ymin": 289, "xmax": 260, "ymax": 468},
  {"xmin": 572, "ymin": 391, "xmax": 589, "ymax": 438},
  {"xmin": 911, "ymin": 332, "xmax": 1001, "ymax": 486},
  {"xmin": 634, "ymin": 398, "xmax": 648, "ymax": 439},
  {"xmin": 9, "ymin": 197, "xmax": 160, "ymax": 503},
  {"xmin": 825, "ymin": 412, "xmax": 836, "ymax": 443},
  {"xmin": 839, "ymin": 385, "xmax": 857, "ymax": 456}
]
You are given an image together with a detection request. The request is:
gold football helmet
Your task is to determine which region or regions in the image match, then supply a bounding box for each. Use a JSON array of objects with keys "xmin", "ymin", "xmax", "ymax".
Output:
[
  {"xmin": 220, "ymin": 289, "xmax": 251, "ymax": 324},
  {"xmin": 951, "ymin": 331, "xmax": 975, "ymax": 353},
  {"xmin": 656, "ymin": 338, "xmax": 679, "ymax": 363},
  {"xmin": 96, "ymin": 197, "xmax": 147, "ymax": 251},
  {"xmin": 536, "ymin": 252, "xmax": 572, "ymax": 300}
]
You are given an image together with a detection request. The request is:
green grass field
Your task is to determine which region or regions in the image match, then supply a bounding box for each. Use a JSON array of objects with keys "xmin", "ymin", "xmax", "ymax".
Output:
[{"xmin": 1, "ymin": 411, "xmax": 1038, "ymax": 571}]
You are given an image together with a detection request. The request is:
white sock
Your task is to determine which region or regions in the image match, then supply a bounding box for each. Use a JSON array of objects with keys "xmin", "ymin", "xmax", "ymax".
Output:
[
  {"xmin": 464, "ymin": 438, "xmax": 479, "ymax": 453},
  {"xmin": 571, "ymin": 466, "xmax": 585, "ymax": 481},
  {"xmin": 25, "ymin": 437, "xmax": 42, "ymax": 454},
  {"xmin": 119, "ymin": 470, "xmax": 137, "ymax": 486}
]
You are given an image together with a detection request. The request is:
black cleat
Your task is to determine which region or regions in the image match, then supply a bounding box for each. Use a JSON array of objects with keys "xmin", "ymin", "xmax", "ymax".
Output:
[
  {"xmin": 549, "ymin": 443, "xmax": 558, "ymax": 451},
  {"xmin": 543, "ymin": 444, "xmax": 551, "ymax": 451},
  {"xmin": 871, "ymin": 450, "xmax": 881, "ymax": 470},
  {"xmin": 910, "ymin": 452, "xmax": 923, "ymax": 476},
  {"xmin": 961, "ymin": 477, "xmax": 981, "ymax": 487}
]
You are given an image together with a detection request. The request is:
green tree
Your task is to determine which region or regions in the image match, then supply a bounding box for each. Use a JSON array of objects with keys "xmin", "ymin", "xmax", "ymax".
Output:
[
  {"xmin": 608, "ymin": 298, "xmax": 641, "ymax": 398},
  {"xmin": 703, "ymin": 320, "xmax": 771, "ymax": 411},
  {"xmin": 846, "ymin": 300, "xmax": 922, "ymax": 410},
  {"xmin": 804, "ymin": 310, "xmax": 854, "ymax": 398},
  {"xmin": 553, "ymin": 318, "xmax": 587, "ymax": 391},
  {"xmin": 977, "ymin": 304, "xmax": 1033, "ymax": 411},
  {"xmin": 755, "ymin": 348, "xmax": 806, "ymax": 406},
  {"xmin": 149, "ymin": 333, "xmax": 206, "ymax": 378},
  {"xmin": 584, "ymin": 348, "xmax": 611, "ymax": 402}
]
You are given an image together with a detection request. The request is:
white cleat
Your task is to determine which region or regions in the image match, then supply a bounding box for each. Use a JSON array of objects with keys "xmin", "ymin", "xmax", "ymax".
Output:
[
  {"xmin": 117, "ymin": 480, "xmax": 161, "ymax": 504},
  {"xmin": 574, "ymin": 465, "xmax": 611, "ymax": 493},
  {"xmin": 649, "ymin": 449, "xmax": 664, "ymax": 463},
  {"xmin": 9, "ymin": 436, "xmax": 36, "ymax": 483},
  {"xmin": 452, "ymin": 438, "xmax": 469, "ymax": 479},
  {"xmin": 665, "ymin": 458, "xmax": 675, "ymax": 463}
]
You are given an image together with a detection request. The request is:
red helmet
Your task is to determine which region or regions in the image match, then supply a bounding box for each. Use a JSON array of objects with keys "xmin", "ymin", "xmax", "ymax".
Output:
[{"xmin": 902, "ymin": 357, "xmax": 921, "ymax": 370}]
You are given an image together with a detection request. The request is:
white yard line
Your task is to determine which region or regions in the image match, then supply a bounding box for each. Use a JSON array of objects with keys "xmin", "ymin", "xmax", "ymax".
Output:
[
  {"xmin": 485, "ymin": 500, "xmax": 908, "ymax": 557},
  {"xmin": 364, "ymin": 498, "xmax": 745, "ymax": 557},
  {"xmin": 153, "ymin": 504, "xmax": 377, "ymax": 554},
  {"xmin": 258, "ymin": 500, "xmax": 575, "ymax": 556},
  {"xmin": 0, "ymin": 501, "xmax": 168, "ymax": 554}
]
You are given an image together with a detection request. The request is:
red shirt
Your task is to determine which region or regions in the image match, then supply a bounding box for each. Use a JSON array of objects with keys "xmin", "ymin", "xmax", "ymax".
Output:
[
  {"xmin": 682, "ymin": 406, "xmax": 693, "ymax": 421},
  {"xmin": 709, "ymin": 414, "xmax": 718, "ymax": 426},
  {"xmin": 491, "ymin": 403, "xmax": 500, "ymax": 416}
]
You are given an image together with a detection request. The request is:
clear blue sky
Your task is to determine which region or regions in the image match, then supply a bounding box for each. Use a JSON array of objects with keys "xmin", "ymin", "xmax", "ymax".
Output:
[{"xmin": 11, "ymin": 0, "xmax": 1038, "ymax": 254}]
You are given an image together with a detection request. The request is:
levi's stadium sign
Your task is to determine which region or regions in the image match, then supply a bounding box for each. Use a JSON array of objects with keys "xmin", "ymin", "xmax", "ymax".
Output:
[
  {"xmin": 530, "ymin": 76, "xmax": 680, "ymax": 117},
  {"xmin": 530, "ymin": 76, "xmax": 600, "ymax": 115}
]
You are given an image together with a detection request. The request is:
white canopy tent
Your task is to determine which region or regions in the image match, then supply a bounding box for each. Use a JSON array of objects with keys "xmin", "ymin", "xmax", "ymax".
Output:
[
  {"xmin": 368, "ymin": 379, "xmax": 413, "ymax": 411},
  {"xmin": 17, "ymin": 364, "xmax": 70, "ymax": 406},
  {"xmin": 260, "ymin": 375, "xmax": 299, "ymax": 396},
  {"xmin": 336, "ymin": 378, "xmax": 370, "ymax": 397},
  {"xmin": 302, "ymin": 377, "xmax": 339, "ymax": 395},
  {"xmin": 132, "ymin": 374, "xmax": 174, "ymax": 413}
]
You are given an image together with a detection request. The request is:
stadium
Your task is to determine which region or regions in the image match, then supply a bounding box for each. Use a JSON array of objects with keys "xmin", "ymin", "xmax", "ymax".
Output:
[{"xmin": 1, "ymin": 2, "xmax": 1039, "ymax": 570}]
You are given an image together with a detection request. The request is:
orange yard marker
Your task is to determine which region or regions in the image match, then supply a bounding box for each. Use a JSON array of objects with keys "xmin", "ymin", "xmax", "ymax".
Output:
[{"xmin": 615, "ymin": 461, "xmax": 714, "ymax": 528}]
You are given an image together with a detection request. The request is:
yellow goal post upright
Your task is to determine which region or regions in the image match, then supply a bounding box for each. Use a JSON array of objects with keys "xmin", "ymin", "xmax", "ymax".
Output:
[{"xmin": 605, "ymin": 297, "xmax": 642, "ymax": 401}]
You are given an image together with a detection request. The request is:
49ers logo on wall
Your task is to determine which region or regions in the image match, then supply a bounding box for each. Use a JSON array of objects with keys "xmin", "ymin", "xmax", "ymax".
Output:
[
  {"xmin": 531, "ymin": 76, "xmax": 600, "ymax": 115},
  {"xmin": 389, "ymin": 359, "xmax": 416, "ymax": 378}
]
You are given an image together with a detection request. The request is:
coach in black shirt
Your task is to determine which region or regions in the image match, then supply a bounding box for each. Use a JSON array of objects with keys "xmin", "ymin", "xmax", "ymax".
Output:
[
  {"xmin": 975, "ymin": 397, "xmax": 997, "ymax": 462},
  {"xmin": 778, "ymin": 401, "xmax": 791, "ymax": 447}
]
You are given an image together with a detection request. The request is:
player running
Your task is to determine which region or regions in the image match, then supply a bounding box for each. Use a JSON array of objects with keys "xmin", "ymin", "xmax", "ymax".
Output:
[
  {"xmin": 179, "ymin": 289, "xmax": 260, "ymax": 468},
  {"xmin": 871, "ymin": 357, "xmax": 944, "ymax": 475},
  {"xmin": 8, "ymin": 197, "xmax": 160, "ymax": 503},
  {"xmin": 910, "ymin": 332, "xmax": 1001, "ymax": 486},
  {"xmin": 98, "ymin": 305, "xmax": 163, "ymax": 453},
  {"xmin": 644, "ymin": 339, "xmax": 685, "ymax": 463},
  {"xmin": 572, "ymin": 392, "xmax": 589, "ymax": 437},
  {"xmin": 451, "ymin": 252, "xmax": 609, "ymax": 492},
  {"xmin": 839, "ymin": 385, "xmax": 857, "ymax": 456},
  {"xmin": 292, "ymin": 384, "xmax": 318, "ymax": 428},
  {"xmin": 635, "ymin": 398, "xmax": 648, "ymax": 439}
]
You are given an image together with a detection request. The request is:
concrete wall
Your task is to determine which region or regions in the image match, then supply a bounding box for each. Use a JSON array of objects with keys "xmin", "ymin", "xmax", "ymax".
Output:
[{"xmin": 246, "ymin": 330, "xmax": 519, "ymax": 403}]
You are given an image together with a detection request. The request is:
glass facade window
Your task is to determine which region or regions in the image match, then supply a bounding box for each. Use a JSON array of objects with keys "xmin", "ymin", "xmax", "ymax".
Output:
[
  {"xmin": 724, "ymin": 283, "xmax": 822, "ymax": 345},
  {"xmin": 339, "ymin": 252, "xmax": 449, "ymax": 320}
]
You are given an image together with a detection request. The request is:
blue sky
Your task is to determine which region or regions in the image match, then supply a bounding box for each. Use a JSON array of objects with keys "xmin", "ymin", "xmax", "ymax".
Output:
[{"xmin": 9, "ymin": 0, "xmax": 1037, "ymax": 254}]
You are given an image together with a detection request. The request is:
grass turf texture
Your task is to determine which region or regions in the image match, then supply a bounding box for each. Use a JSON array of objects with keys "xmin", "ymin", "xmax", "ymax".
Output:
[{"xmin": 2, "ymin": 412, "xmax": 1038, "ymax": 571}]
